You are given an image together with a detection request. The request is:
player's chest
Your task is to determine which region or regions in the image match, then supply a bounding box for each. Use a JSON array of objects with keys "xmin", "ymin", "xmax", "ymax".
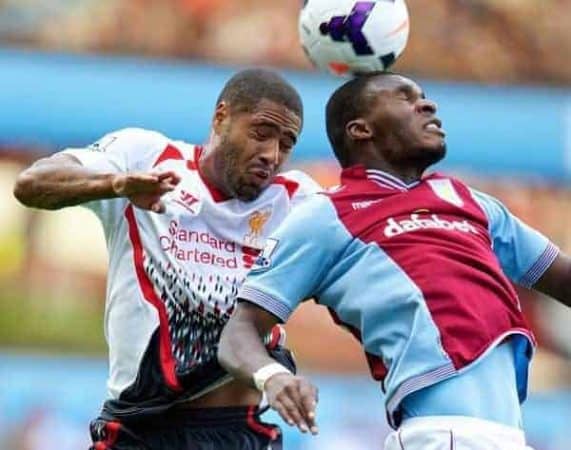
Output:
[
  {"xmin": 341, "ymin": 180, "xmax": 491, "ymax": 248},
  {"xmin": 144, "ymin": 189, "xmax": 291, "ymax": 279},
  {"xmin": 159, "ymin": 169, "xmax": 291, "ymax": 240}
]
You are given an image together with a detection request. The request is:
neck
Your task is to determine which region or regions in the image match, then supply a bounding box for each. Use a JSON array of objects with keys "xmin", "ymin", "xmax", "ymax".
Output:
[{"xmin": 198, "ymin": 143, "xmax": 232, "ymax": 197}]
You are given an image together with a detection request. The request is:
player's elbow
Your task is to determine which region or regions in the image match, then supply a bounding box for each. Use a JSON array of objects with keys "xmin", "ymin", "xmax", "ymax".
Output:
[
  {"xmin": 13, "ymin": 168, "xmax": 60, "ymax": 210},
  {"xmin": 13, "ymin": 170, "xmax": 38, "ymax": 207}
]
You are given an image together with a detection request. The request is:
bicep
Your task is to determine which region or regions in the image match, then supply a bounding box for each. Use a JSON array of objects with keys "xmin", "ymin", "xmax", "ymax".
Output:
[
  {"xmin": 20, "ymin": 153, "xmax": 83, "ymax": 177},
  {"xmin": 234, "ymin": 301, "xmax": 281, "ymax": 336},
  {"xmin": 60, "ymin": 128, "xmax": 166, "ymax": 174},
  {"xmin": 36, "ymin": 153, "xmax": 82, "ymax": 167}
]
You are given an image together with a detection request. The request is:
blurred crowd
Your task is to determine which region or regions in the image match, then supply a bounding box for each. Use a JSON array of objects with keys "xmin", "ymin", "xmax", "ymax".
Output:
[{"xmin": 0, "ymin": 0, "xmax": 569, "ymax": 84}]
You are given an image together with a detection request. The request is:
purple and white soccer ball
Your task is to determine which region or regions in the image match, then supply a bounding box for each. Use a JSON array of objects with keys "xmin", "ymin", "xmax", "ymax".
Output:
[{"xmin": 299, "ymin": 0, "xmax": 410, "ymax": 76}]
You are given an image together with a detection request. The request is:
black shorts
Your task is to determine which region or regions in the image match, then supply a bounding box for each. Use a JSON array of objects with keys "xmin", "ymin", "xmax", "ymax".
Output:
[{"xmin": 89, "ymin": 406, "xmax": 282, "ymax": 450}]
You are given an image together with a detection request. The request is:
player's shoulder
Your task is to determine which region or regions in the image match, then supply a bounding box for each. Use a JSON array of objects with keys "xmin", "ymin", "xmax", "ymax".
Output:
[
  {"xmin": 113, "ymin": 128, "xmax": 199, "ymax": 169},
  {"xmin": 273, "ymin": 169, "xmax": 322, "ymax": 198},
  {"xmin": 285, "ymin": 190, "xmax": 336, "ymax": 223},
  {"xmin": 89, "ymin": 127, "xmax": 169, "ymax": 160},
  {"xmin": 319, "ymin": 181, "xmax": 358, "ymax": 210},
  {"xmin": 104, "ymin": 127, "xmax": 169, "ymax": 146},
  {"xmin": 274, "ymin": 192, "xmax": 345, "ymax": 248}
]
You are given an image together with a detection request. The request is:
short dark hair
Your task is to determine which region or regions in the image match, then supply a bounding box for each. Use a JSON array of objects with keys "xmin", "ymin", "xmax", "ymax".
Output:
[
  {"xmin": 326, "ymin": 71, "xmax": 394, "ymax": 167},
  {"xmin": 217, "ymin": 69, "xmax": 303, "ymax": 125}
]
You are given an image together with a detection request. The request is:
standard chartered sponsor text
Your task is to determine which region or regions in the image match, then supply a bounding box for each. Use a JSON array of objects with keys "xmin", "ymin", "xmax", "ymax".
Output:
[{"xmin": 161, "ymin": 220, "xmax": 238, "ymax": 268}]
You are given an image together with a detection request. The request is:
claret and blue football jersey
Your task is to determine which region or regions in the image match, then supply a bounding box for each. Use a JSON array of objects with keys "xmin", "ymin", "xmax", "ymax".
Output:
[{"xmin": 239, "ymin": 165, "xmax": 559, "ymax": 428}]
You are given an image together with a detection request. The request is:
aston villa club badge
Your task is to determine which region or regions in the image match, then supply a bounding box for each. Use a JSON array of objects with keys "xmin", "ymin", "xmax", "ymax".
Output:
[{"xmin": 427, "ymin": 179, "xmax": 464, "ymax": 208}]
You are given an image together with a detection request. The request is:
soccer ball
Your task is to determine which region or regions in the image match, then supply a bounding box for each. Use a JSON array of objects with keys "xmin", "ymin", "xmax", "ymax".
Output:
[{"xmin": 299, "ymin": 0, "xmax": 410, "ymax": 76}]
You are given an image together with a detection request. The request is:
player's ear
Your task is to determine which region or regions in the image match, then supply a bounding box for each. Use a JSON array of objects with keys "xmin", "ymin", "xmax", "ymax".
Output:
[
  {"xmin": 346, "ymin": 118, "xmax": 373, "ymax": 142},
  {"xmin": 213, "ymin": 101, "xmax": 230, "ymax": 134}
]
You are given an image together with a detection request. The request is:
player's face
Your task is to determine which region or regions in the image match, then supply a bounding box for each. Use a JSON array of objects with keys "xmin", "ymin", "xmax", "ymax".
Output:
[
  {"xmin": 366, "ymin": 75, "xmax": 446, "ymax": 168},
  {"xmin": 216, "ymin": 99, "xmax": 301, "ymax": 201}
]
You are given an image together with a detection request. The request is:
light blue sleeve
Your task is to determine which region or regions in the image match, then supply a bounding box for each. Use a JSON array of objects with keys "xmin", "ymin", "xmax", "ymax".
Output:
[
  {"xmin": 238, "ymin": 194, "xmax": 345, "ymax": 322},
  {"xmin": 471, "ymin": 188, "xmax": 559, "ymax": 288}
]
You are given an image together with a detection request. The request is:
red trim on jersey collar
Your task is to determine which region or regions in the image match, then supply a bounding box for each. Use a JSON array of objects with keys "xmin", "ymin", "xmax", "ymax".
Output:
[
  {"xmin": 186, "ymin": 145, "xmax": 202, "ymax": 170},
  {"xmin": 272, "ymin": 175, "xmax": 300, "ymax": 199},
  {"xmin": 197, "ymin": 168, "xmax": 232, "ymax": 202},
  {"xmin": 153, "ymin": 144, "xmax": 184, "ymax": 168}
]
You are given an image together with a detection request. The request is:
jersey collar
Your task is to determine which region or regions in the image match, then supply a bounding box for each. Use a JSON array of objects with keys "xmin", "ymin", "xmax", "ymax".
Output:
[{"xmin": 341, "ymin": 165, "xmax": 421, "ymax": 191}]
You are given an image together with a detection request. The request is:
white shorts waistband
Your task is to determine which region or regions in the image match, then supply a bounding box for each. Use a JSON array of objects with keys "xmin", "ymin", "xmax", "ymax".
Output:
[{"xmin": 401, "ymin": 416, "xmax": 525, "ymax": 445}]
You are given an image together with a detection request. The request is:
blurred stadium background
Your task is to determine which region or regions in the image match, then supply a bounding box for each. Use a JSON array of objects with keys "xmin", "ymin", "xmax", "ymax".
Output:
[{"xmin": 0, "ymin": 0, "xmax": 570, "ymax": 449}]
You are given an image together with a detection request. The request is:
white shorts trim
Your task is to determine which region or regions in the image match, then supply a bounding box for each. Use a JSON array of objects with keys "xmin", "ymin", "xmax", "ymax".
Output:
[{"xmin": 384, "ymin": 416, "xmax": 532, "ymax": 450}]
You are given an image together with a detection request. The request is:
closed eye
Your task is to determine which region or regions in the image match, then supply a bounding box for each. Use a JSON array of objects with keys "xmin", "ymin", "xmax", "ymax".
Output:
[
  {"xmin": 279, "ymin": 141, "xmax": 294, "ymax": 154},
  {"xmin": 251, "ymin": 126, "xmax": 275, "ymax": 141},
  {"xmin": 396, "ymin": 85, "xmax": 424, "ymax": 102}
]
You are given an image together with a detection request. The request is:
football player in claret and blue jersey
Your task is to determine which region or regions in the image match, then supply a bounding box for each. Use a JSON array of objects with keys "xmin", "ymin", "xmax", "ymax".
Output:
[{"xmin": 218, "ymin": 72, "xmax": 571, "ymax": 450}]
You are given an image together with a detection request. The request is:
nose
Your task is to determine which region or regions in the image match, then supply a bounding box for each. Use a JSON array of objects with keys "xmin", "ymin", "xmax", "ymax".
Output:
[
  {"xmin": 258, "ymin": 140, "xmax": 280, "ymax": 168},
  {"xmin": 416, "ymin": 98, "xmax": 437, "ymax": 115}
]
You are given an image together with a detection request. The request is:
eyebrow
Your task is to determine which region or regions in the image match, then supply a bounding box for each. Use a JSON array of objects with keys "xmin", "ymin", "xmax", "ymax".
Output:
[{"xmin": 252, "ymin": 120, "xmax": 298, "ymax": 145}]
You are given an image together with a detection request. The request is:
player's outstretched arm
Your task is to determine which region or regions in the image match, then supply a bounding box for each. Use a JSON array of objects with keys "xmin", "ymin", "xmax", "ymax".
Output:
[
  {"xmin": 534, "ymin": 253, "xmax": 571, "ymax": 308},
  {"xmin": 13, "ymin": 153, "xmax": 180, "ymax": 212},
  {"xmin": 218, "ymin": 302, "xmax": 319, "ymax": 435}
]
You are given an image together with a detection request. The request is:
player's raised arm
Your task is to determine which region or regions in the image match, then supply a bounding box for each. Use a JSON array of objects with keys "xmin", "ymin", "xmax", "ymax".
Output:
[
  {"xmin": 218, "ymin": 194, "xmax": 341, "ymax": 436},
  {"xmin": 14, "ymin": 153, "xmax": 118, "ymax": 210},
  {"xmin": 13, "ymin": 129, "xmax": 180, "ymax": 212}
]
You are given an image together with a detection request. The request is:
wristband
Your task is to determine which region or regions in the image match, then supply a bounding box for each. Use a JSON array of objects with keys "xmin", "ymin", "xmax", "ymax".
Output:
[{"xmin": 253, "ymin": 363, "xmax": 292, "ymax": 392}]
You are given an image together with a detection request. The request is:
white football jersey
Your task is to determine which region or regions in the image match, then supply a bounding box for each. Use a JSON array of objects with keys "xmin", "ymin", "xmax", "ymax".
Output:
[{"xmin": 61, "ymin": 128, "xmax": 320, "ymax": 404}]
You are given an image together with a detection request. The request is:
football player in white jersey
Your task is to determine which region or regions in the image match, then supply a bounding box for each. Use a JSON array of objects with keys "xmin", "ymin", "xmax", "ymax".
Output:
[{"xmin": 13, "ymin": 69, "xmax": 321, "ymax": 450}]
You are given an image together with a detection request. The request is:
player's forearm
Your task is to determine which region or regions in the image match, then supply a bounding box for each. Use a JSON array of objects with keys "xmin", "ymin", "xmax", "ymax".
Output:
[
  {"xmin": 13, "ymin": 159, "xmax": 117, "ymax": 210},
  {"xmin": 218, "ymin": 305, "xmax": 278, "ymax": 387}
]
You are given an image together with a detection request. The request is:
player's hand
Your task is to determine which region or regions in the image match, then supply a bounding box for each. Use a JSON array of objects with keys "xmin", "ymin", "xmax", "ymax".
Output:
[
  {"xmin": 112, "ymin": 171, "xmax": 181, "ymax": 213},
  {"xmin": 265, "ymin": 373, "xmax": 319, "ymax": 435}
]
